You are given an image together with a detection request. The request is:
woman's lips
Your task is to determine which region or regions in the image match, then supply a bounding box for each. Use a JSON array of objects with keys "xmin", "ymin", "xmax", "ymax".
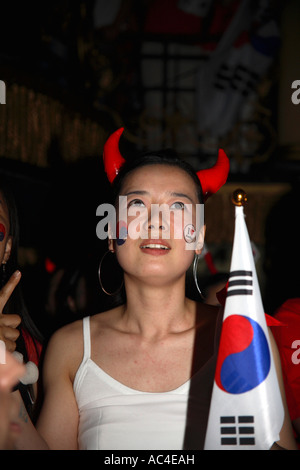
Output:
[{"xmin": 140, "ymin": 240, "xmax": 171, "ymax": 255}]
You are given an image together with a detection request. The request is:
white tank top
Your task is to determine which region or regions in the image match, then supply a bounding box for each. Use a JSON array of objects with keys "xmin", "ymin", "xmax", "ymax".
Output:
[{"xmin": 73, "ymin": 315, "xmax": 220, "ymax": 450}]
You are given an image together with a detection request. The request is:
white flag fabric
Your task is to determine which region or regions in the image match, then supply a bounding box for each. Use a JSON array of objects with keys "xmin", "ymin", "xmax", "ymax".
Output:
[{"xmin": 204, "ymin": 204, "xmax": 284, "ymax": 449}]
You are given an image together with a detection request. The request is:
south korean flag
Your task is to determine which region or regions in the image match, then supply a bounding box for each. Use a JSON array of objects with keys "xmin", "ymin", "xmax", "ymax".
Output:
[{"xmin": 204, "ymin": 194, "xmax": 284, "ymax": 449}]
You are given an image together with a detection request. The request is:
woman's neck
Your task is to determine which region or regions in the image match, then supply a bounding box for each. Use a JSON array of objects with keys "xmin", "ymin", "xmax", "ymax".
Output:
[{"xmin": 120, "ymin": 275, "xmax": 195, "ymax": 339}]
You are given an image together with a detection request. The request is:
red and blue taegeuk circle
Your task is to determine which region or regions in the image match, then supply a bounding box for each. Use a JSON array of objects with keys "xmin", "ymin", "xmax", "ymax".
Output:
[
  {"xmin": 0, "ymin": 223, "xmax": 5, "ymax": 242},
  {"xmin": 215, "ymin": 315, "xmax": 271, "ymax": 394}
]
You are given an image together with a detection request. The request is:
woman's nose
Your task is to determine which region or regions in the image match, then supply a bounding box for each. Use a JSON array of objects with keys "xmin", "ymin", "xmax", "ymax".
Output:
[{"xmin": 144, "ymin": 205, "xmax": 169, "ymax": 234}]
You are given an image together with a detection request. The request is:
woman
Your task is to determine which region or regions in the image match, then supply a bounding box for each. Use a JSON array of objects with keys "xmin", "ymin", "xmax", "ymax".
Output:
[
  {"xmin": 0, "ymin": 178, "xmax": 43, "ymax": 420},
  {"xmin": 16, "ymin": 129, "xmax": 297, "ymax": 450}
]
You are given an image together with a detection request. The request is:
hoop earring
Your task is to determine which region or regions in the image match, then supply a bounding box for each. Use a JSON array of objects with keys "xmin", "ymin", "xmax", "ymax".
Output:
[
  {"xmin": 98, "ymin": 250, "xmax": 124, "ymax": 296},
  {"xmin": 193, "ymin": 254, "xmax": 204, "ymax": 300}
]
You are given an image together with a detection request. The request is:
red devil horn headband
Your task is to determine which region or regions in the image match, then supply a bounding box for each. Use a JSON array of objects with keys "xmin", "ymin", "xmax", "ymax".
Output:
[
  {"xmin": 103, "ymin": 127, "xmax": 126, "ymax": 184},
  {"xmin": 103, "ymin": 128, "xmax": 229, "ymax": 198},
  {"xmin": 196, "ymin": 149, "xmax": 230, "ymax": 200}
]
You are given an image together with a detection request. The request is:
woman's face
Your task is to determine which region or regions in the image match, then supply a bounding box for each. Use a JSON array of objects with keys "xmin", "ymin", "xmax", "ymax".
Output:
[
  {"xmin": 0, "ymin": 192, "xmax": 11, "ymax": 266},
  {"xmin": 110, "ymin": 164, "xmax": 204, "ymax": 286}
]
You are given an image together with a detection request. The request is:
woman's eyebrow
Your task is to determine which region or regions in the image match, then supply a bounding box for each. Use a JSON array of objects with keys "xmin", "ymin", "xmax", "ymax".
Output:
[
  {"xmin": 122, "ymin": 190, "xmax": 149, "ymax": 197},
  {"xmin": 121, "ymin": 190, "xmax": 196, "ymax": 203},
  {"xmin": 168, "ymin": 192, "xmax": 195, "ymax": 204}
]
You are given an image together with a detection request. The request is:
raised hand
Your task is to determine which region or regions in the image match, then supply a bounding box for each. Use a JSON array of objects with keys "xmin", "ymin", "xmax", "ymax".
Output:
[
  {"xmin": 0, "ymin": 271, "xmax": 22, "ymax": 352},
  {"xmin": 0, "ymin": 350, "xmax": 26, "ymax": 449}
]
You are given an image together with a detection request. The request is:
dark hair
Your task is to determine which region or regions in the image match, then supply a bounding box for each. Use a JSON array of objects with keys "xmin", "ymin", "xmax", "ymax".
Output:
[
  {"xmin": 0, "ymin": 177, "xmax": 43, "ymax": 417},
  {"xmin": 111, "ymin": 150, "xmax": 204, "ymax": 204}
]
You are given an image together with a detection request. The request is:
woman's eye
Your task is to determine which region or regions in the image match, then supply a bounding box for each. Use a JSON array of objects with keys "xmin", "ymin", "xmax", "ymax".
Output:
[
  {"xmin": 128, "ymin": 199, "xmax": 145, "ymax": 208},
  {"xmin": 170, "ymin": 201, "xmax": 185, "ymax": 210}
]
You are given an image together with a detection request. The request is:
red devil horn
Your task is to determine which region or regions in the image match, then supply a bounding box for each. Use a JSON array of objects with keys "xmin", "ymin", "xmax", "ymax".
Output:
[
  {"xmin": 196, "ymin": 149, "xmax": 230, "ymax": 200},
  {"xmin": 103, "ymin": 127, "xmax": 126, "ymax": 183}
]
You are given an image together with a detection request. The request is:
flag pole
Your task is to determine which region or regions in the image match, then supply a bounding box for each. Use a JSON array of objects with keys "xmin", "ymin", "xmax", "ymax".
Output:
[{"xmin": 231, "ymin": 188, "xmax": 248, "ymax": 207}]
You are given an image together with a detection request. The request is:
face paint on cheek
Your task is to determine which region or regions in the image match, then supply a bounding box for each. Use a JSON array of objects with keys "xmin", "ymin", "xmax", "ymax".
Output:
[
  {"xmin": 116, "ymin": 221, "xmax": 128, "ymax": 246},
  {"xmin": 183, "ymin": 224, "xmax": 196, "ymax": 244},
  {"xmin": 0, "ymin": 224, "xmax": 6, "ymax": 242}
]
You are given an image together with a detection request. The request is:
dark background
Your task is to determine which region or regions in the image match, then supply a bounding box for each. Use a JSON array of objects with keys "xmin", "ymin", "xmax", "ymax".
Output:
[{"xmin": 0, "ymin": 0, "xmax": 299, "ymax": 335}]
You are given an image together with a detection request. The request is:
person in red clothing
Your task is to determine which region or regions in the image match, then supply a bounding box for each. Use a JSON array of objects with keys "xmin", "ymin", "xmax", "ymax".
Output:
[
  {"xmin": 0, "ymin": 177, "xmax": 43, "ymax": 420},
  {"xmin": 273, "ymin": 298, "xmax": 300, "ymax": 445}
]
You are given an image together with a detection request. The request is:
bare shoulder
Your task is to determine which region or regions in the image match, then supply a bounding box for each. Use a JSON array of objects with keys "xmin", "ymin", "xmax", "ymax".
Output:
[
  {"xmin": 46, "ymin": 318, "xmax": 85, "ymax": 356},
  {"xmin": 42, "ymin": 318, "xmax": 86, "ymax": 383},
  {"xmin": 43, "ymin": 308, "xmax": 123, "ymax": 378}
]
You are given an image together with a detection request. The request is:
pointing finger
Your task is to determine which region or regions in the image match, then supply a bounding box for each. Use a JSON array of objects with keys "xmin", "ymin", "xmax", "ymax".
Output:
[{"xmin": 0, "ymin": 271, "xmax": 21, "ymax": 314}]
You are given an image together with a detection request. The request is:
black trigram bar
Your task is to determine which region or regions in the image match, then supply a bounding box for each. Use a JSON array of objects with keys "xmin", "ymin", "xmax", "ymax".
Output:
[
  {"xmin": 238, "ymin": 416, "xmax": 254, "ymax": 423},
  {"xmin": 239, "ymin": 437, "xmax": 255, "ymax": 445},
  {"xmin": 239, "ymin": 426, "xmax": 255, "ymax": 434},
  {"xmin": 220, "ymin": 416, "xmax": 255, "ymax": 446},
  {"xmin": 226, "ymin": 290, "xmax": 252, "ymax": 297},
  {"xmin": 228, "ymin": 280, "xmax": 253, "ymax": 287},
  {"xmin": 229, "ymin": 270, "xmax": 252, "ymax": 277},
  {"xmin": 227, "ymin": 270, "xmax": 253, "ymax": 297},
  {"xmin": 221, "ymin": 427, "xmax": 236, "ymax": 434},
  {"xmin": 221, "ymin": 437, "xmax": 237, "ymax": 445},
  {"xmin": 220, "ymin": 416, "xmax": 235, "ymax": 424}
]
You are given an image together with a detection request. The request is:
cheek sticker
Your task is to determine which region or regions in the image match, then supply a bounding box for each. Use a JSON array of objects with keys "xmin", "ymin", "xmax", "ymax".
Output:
[
  {"xmin": 116, "ymin": 220, "xmax": 128, "ymax": 246},
  {"xmin": 183, "ymin": 224, "xmax": 196, "ymax": 243},
  {"xmin": 0, "ymin": 223, "xmax": 6, "ymax": 242}
]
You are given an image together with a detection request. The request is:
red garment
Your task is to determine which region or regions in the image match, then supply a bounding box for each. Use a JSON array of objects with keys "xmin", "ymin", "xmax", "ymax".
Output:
[
  {"xmin": 21, "ymin": 327, "xmax": 42, "ymax": 367},
  {"xmin": 273, "ymin": 299, "xmax": 300, "ymax": 422}
]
